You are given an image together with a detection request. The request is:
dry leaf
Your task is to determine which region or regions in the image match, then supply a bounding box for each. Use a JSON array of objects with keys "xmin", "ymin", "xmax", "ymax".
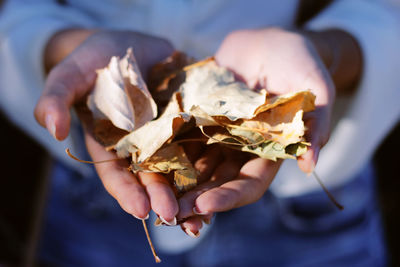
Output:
[
  {"xmin": 88, "ymin": 53, "xmax": 317, "ymax": 190},
  {"xmin": 240, "ymin": 91, "xmax": 314, "ymax": 146},
  {"xmin": 87, "ymin": 48, "xmax": 157, "ymax": 132},
  {"xmin": 132, "ymin": 143, "xmax": 197, "ymax": 193},
  {"xmin": 189, "ymin": 106, "xmax": 219, "ymax": 126},
  {"xmin": 147, "ymin": 51, "xmax": 194, "ymax": 107},
  {"xmin": 92, "ymin": 119, "xmax": 129, "ymax": 146},
  {"xmin": 115, "ymin": 93, "xmax": 191, "ymax": 162},
  {"xmin": 229, "ymin": 110, "xmax": 305, "ymax": 147},
  {"xmin": 180, "ymin": 61, "xmax": 267, "ymax": 122},
  {"xmin": 77, "ymin": 52, "xmax": 326, "ymax": 263},
  {"xmin": 242, "ymin": 141, "xmax": 295, "ymax": 161},
  {"xmin": 285, "ymin": 142, "xmax": 310, "ymax": 157},
  {"xmin": 206, "ymin": 131, "xmax": 244, "ymax": 145},
  {"xmin": 254, "ymin": 90, "xmax": 315, "ymax": 115}
]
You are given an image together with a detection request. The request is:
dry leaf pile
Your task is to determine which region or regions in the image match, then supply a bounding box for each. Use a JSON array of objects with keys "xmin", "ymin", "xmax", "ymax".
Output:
[
  {"xmin": 87, "ymin": 49, "xmax": 316, "ymax": 195},
  {"xmin": 73, "ymin": 49, "xmax": 339, "ymax": 263}
]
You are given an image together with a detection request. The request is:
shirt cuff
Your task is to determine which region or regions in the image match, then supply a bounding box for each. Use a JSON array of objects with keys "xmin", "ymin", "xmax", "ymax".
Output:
[{"xmin": 0, "ymin": 2, "xmax": 95, "ymax": 175}]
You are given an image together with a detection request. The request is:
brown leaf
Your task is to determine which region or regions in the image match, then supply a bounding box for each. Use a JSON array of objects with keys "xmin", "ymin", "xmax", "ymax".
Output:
[
  {"xmin": 254, "ymin": 91, "xmax": 315, "ymax": 115},
  {"xmin": 174, "ymin": 169, "xmax": 197, "ymax": 194},
  {"xmin": 92, "ymin": 119, "xmax": 129, "ymax": 147},
  {"xmin": 132, "ymin": 143, "xmax": 197, "ymax": 193},
  {"xmin": 147, "ymin": 51, "xmax": 195, "ymax": 107}
]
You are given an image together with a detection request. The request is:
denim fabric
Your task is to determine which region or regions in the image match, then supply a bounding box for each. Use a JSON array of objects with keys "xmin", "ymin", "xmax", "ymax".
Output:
[
  {"xmin": 38, "ymin": 161, "xmax": 386, "ymax": 267},
  {"xmin": 187, "ymin": 163, "xmax": 387, "ymax": 267},
  {"xmin": 38, "ymin": 162, "xmax": 185, "ymax": 267}
]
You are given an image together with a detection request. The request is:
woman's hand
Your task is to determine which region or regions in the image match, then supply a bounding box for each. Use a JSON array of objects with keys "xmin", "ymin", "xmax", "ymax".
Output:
[
  {"xmin": 34, "ymin": 29, "xmax": 180, "ymax": 222},
  {"xmin": 178, "ymin": 27, "xmax": 362, "ymax": 235},
  {"xmin": 215, "ymin": 28, "xmax": 336, "ymax": 173}
]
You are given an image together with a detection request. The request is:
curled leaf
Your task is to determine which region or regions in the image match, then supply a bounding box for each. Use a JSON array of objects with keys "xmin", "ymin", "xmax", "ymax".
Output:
[{"xmin": 87, "ymin": 48, "xmax": 157, "ymax": 132}]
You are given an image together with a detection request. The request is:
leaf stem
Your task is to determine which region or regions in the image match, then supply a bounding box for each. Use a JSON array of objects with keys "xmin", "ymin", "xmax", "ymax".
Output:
[
  {"xmin": 312, "ymin": 171, "xmax": 344, "ymax": 210},
  {"xmin": 142, "ymin": 219, "xmax": 161, "ymax": 263},
  {"xmin": 65, "ymin": 148, "xmax": 121, "ymax": 164}
]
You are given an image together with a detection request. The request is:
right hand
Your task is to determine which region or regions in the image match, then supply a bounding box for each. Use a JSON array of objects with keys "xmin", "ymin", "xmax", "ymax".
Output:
[{"xmin": 34, "ymin": 29, "xmax": 180, "ymax": 222}]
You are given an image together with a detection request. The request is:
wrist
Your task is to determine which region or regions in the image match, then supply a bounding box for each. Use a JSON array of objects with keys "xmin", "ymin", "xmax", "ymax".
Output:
[
  {"xmin": 301, "ymin": 30, "xmax": 334, "ymax": 70},
  {"xmin": 44, "ymin": 28, "xmax": 98, "ymax": 72},
  {"xmin": 302, "ymin": 29, "xmax": 363, "ymax": 94}
]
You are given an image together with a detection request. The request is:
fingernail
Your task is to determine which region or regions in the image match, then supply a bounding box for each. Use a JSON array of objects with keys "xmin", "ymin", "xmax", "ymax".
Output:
[
  {"xmin": 133, "ymin": 214, "xmax": 149, "ymax": 220},
  {"xmin": 159, "ymin": 216, "xmax": 177, "ymax": 226},
  {"xmin": 184, "ymin": 228, "xmax": 200, "ymax": 238},
  {"xmin": 193, "ymin": 207, "xmax": 208, "ymax": 215},
  {"xmin": 308, "ymin": 147, "xmax": 320, "ymax": 174},
  {"xmin": 45, "ymin": 114, "xmax": 57, "ymax": 140}
]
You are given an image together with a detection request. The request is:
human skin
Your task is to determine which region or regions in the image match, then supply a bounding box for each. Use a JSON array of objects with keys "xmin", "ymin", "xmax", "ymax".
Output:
[
  {"xmin": 36, "ymin": 27, "xmax": 362, "ymax": 236},
  {"xmin": 177, "ymin": 28, "xmax": 362, "ymax": 234},
  {"xmin": 36, "ymin": 30, "xmax": 179, "ymax": 223}
]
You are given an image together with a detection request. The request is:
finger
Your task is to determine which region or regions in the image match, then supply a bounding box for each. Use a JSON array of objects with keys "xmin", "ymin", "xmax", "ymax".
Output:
[
  {"xmin": 181, "ymin": 128, "xmax": 206, "ymax": 163},
  {"xmin": 194, "ymin": 144, "xmax": 224, "ymax": 184},
  {"xmin": 34, "ymin": 60, "xmax": 93, "ymax": 140},
  {"xmin": 297, "ymin": 143, "xmax": 320, "ymax": 174},
  {"xmin": 297, "ymin": 108, "xmax": 330, "ymax": 173},
  {"xmin": 182, "ymin": 141, "xmax": 205, "ymax": 164},
  {"xmin": 194, "ymin": 158, "xmax": 282, "ymax": 214},
  {"xmin": 84, "ymin": 131, "xmax": 151, "ymax": 219},
  {"xmin": 181, "ymin": 217, "xmax": 203, "ymax": 238},
  {"xmin": 137, "ymin": 172, "xmax": 179, "ymax": 226},
  {"xmin": 177, "ymin": 154, "xmax": 244, "ymax": 219}
]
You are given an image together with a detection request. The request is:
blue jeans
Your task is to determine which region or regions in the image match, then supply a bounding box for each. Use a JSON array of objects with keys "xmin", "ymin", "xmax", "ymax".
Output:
[{"xmin": 38, "ymin": 161, "xmax": 386, "ymax": 267}]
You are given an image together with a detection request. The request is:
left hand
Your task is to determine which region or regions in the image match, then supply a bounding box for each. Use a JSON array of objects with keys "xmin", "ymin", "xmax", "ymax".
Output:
[
  {"xmin": 177, "ymin": 28, "xmax": 336, "ymax": 236},
  {"xmin": 35, "ymin": 29, "xmax": 179, "ymax": 222}
]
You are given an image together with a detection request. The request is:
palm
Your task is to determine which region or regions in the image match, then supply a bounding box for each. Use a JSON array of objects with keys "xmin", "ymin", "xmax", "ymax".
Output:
[
  {"xmin": 178, "ymin": 28, "xmax": 335, "ymax": 233},
  {"xmin": 35, "ymin": 30, "xmax": 179, "ymax": 221}
]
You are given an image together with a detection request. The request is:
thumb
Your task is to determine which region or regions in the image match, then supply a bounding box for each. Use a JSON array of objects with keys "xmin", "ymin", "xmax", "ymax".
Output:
[
  {"xmin": 297, "ymin": 108, "xmax": 330, "ymax": 174},
  {"xmin": 34, "ymin": 60, "xmax": 93, "ymax": 140},
  {"xmin": 297, "ymin": 143, "xmax": 320, "ymax": 174}
]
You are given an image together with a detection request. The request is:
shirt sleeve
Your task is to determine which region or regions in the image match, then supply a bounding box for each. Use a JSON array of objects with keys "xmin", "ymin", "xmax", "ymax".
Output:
[
  {"xmin": 0, "ymin": 0, "xmax": 95, "ymax": 174},
  {"xmin": 271, "ymin": 0, "xmax": 400, "ymax": 197}
]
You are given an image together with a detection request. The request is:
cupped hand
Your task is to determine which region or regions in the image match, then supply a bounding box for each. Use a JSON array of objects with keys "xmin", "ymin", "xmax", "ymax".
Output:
[
  {"xmin": 178, "ymin": 28, "xmax": 336, "ymax": 234},
  {"xmin": 34, "ymin": 29, "xmax": 180, "ymax": 222},
  {"xmin": 215, "ymin": 28, "xmax": 335, "ymax": 172}
]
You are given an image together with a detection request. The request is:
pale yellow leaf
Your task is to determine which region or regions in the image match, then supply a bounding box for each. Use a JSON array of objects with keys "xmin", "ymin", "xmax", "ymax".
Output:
[
  {"xmin": 181, "ymin": 61, "xmax": 267, "ymax": 122},
  {"xmin": 235, "ymin": 110, "xmax": 305, "ymax": 147},
  {"xmin": 115, "ymin": 93, "xmax": 191, "ymax": 162},
  {"xmin": 224, "ymin": 91, "xmax": 315, "ymax": 147}
]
